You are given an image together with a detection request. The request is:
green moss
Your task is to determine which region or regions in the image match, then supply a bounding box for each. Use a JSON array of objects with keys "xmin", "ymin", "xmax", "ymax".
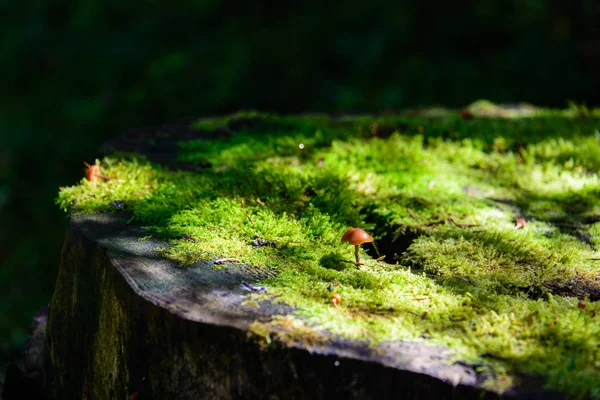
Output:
[{"xmin": 57, "ymin": 104, "xmax": 600, "ymax": 398}]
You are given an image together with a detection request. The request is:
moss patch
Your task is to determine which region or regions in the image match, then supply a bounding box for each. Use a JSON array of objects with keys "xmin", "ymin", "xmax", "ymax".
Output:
[{"xmin": 57, "ymin": 103, "xmax": 600, "ymax": 398}]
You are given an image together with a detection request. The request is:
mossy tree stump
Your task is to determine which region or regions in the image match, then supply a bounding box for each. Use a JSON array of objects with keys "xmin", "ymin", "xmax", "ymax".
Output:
[{"xmin": 47, "ymin": 108, "xmax": 600, "ymax": 399}]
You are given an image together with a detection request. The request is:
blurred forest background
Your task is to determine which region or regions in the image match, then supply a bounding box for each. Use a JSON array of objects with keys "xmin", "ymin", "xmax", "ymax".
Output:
[{"xmin": 1, "ymin": 0, "xmax": 599, "ymax": 363}]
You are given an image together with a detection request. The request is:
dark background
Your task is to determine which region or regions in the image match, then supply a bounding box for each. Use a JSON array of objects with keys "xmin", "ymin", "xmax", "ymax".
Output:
[{"xmin": 1, "ymin": 0, "xmax": 599, "ymax": 362}]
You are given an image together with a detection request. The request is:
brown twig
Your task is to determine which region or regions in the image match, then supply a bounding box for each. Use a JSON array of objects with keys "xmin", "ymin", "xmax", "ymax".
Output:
[
  {"xmin": 424, "ymin": 219, "xmax": 445, "ymax": 227},
  {"xmin": 448, "ymin": 217, "xmax": 480, "ymax": 228},
  {"xmin": 407, "ymin": 207, "xmax": 420, "ymax": 221},
  {"xmin": 452, "ymin": 276, "xmax": 476, "ymax": 286}
]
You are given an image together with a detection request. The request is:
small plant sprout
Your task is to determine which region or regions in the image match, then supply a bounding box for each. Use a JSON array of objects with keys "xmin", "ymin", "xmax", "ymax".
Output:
[
  {"xmin": 341, "ymin": 227, "xmax": 373, "ymax": 265},
  {"xmin": 84, "ymin": 161, "xmax": 110, "ymax": 183}
]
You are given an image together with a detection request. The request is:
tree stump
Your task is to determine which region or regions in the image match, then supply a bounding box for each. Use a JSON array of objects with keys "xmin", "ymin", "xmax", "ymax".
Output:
[{"xmin": 44, "ymin": 115, "xmax": 576, "ymax": 399}]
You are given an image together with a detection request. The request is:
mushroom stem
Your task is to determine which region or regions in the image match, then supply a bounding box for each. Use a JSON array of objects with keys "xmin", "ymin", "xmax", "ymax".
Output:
[{"xmin": 355, "ymin": 245, "xmax": 360, "ymax": 264}]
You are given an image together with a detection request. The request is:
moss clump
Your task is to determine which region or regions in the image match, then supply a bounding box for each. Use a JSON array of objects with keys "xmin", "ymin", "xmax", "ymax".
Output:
[{"xmin": 57, "ymin": 103, "xmax": 600, "ymax": 399}]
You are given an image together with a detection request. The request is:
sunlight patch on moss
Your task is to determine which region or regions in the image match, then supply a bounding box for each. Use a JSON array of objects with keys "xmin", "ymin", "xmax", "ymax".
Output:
[{"xmin": 56, "ymin": 156, "xmax": 161, "ymax": 214}]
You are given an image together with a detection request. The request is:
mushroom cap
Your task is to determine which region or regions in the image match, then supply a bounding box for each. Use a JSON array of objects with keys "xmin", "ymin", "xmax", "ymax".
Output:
[
  {"xmin": 331, "ymin": 292, "xmax": 342, "ymax": 305},
  {"xmin": 341, "ymin": 227, "xmax": 373, "ymax": 245},
  {"xmin": 85, "ymin": 165, "xmax": 100, "ymax": 182}
]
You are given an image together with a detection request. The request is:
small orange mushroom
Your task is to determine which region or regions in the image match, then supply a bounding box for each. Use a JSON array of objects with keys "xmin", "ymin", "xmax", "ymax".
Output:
[
  {"xmin": 84, "ymin": 162, "xmax": 110, "ymax": 183},
  {"xmin": 341, "ymin": 227, "xmax": 373, "ymax": 264},
  {"xmin": 331, "ymin": 292, "xmax": 342, "ymax": 307}
]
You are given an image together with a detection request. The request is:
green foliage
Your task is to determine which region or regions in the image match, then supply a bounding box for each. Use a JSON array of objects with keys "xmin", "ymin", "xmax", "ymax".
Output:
[{"xmin": 56, "ymin": 109, "xmax": 600, "ymax": 397}]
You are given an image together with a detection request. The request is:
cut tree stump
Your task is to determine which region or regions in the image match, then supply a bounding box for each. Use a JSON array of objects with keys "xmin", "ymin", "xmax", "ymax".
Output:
[{"xmin": 44, "ymin": 117, "xmax": 567, "ymax": 400}]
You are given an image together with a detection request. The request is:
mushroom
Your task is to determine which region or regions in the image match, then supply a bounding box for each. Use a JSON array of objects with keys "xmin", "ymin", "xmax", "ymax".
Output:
[
  {"xmin": 331, "ymin": 292, "xmax": 342, "ymax": 307},
  {"xmin": 341, "ymin": 227, "xmax": 373, "ymax": 264},
  {"xmin": 84, "ymin": 162, "xmax": 110, "ymax": 183}
]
